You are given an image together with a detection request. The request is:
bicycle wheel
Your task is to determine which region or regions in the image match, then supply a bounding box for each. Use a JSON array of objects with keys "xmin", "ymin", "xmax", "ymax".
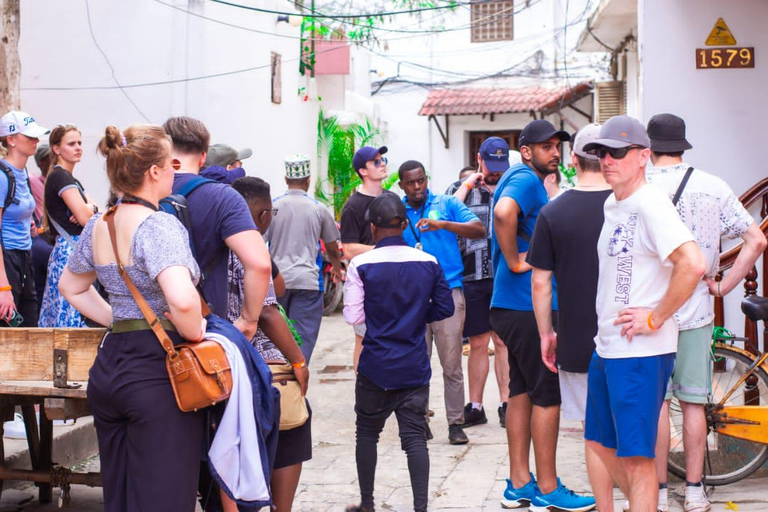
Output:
[{"xmin": 667, "ymin": 344, "xmax": 768, "ymax": 485}]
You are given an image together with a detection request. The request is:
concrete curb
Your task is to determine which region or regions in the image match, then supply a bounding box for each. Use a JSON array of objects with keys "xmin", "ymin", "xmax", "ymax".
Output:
[{"xmin": 3, "ymin": 416, "xmax": 99, "ymax": 491}]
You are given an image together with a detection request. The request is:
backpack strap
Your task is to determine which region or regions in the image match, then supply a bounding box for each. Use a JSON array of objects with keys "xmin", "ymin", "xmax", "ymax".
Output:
[
  {"xmin": 177, "ymin": 176, "xmax": 216, "ymax": 198},
  {"xmin": 0, "ymin": 161, "xmax": 17, "ymax": 211},
  {"xmin": 672, "ymin": 167, "xmax": 694, "ymax": 206}
]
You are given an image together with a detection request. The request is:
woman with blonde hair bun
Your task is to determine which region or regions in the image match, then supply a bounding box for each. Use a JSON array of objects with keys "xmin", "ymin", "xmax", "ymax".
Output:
[
  {"xmin": 38, "ymin": 124, "xmax": 100, "ymax": 327},
  {"xmin": 59, "ymin": 124, "xmax": 206, "ymax": 511}
]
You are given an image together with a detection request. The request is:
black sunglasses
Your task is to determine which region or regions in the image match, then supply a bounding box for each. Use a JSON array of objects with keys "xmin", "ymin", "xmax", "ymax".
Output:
[{"xmin": 591, "ymin": 145, "xmax": 645, "ymax": 160}]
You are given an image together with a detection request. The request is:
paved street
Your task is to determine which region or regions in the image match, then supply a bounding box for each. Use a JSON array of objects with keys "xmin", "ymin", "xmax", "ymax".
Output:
[{"xmin": 3, "ymin": 312, "xmax": 768, "ymax": 511}]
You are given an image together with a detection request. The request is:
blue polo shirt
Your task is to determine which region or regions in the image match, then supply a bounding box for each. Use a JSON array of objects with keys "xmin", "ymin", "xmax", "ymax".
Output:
[
  {"xmin": 402, "ymin": 190, "xmax": 479, "ymax": 289},
  {"xmin": 491, "ymin": 164, "xmax": 557, "ymax": 311}
]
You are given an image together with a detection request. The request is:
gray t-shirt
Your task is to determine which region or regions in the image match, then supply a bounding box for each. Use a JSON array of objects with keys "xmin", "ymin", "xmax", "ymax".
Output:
[
  {"xmin": 67, "ymin": 212, "xmax": 201, "ymax": 321},
  {"xmin": 265, "ymin": 189, "xmax": 340, "ymax": 291}
]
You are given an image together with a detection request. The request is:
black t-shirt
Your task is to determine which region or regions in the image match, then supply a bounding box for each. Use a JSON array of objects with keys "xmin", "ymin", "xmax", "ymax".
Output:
[
  {"xmin": 339, "ymin": 190, "xmax": 399, "ymax": 246},
  {"xmin": 44, "ymin": 166, "xmax": 87, "ymax": 237},
  {"xmin": 526, "ymin": 188, "xmax": 613, "ymax": 373}
]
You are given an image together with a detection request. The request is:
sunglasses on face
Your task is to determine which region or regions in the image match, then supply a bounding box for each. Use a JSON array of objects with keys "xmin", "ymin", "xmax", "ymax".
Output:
[
  {"xmin": 591, "ymin": 145, "xmax": 645, "ymax": 160},
  {"xmin": 370, "ymin": 157, "xmax": 388, "ymax": 168},
  {"xmin": 260, "ymin": 208, "xmax": 278, "ymax": 217}
]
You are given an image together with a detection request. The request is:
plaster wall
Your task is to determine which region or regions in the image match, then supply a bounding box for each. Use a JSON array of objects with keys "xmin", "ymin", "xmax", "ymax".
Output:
[{"xmin": 19, "ymin": 0, "xmax": 320, "ymax": 204}]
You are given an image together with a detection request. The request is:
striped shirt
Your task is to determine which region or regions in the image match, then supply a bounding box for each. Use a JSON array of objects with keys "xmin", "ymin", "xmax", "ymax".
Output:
[{"xmin": 344, "ymin": 236, "xmax": 454, "ymax": 390}]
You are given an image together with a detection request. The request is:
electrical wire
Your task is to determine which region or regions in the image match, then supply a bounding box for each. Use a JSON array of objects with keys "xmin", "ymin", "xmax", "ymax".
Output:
[
  {"xmin": 83, "ymin": 0, "xmax": 150, "ymax": 121},
  {"xmin": 208, "ymin": 0, "xmax": 473, "ymax": 19}
]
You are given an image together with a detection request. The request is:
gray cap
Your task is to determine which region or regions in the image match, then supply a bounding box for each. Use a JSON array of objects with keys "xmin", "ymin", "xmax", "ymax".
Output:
[
  {"xmin": 582, "ymin": 116, "xmax": 650, "ymax": 151},
  {"xmin": 572, "ymin": 123, "xmax": 601, "ymax": 161},
  {"xmin": 205, "ymin": 144, "xmax": 252, "ymax": 168},
  {"xmin": 34, "ymin": 144, "xmax": 51, "ymax": 167}
]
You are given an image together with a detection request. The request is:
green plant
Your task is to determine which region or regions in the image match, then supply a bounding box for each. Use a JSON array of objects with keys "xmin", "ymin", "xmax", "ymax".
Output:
[
  {"xmin": 559, "ymin": 162, "xmax": 576, "ymax": 188},
  {"xmin": 315, "ymin": 110, "xmax": 396, "ymax": 219}
]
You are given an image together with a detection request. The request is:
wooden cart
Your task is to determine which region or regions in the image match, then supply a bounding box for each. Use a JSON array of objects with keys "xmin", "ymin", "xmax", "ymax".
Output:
[{"xmin": 0, "ymin": 328, "xmax": 105, "ymax": 507}]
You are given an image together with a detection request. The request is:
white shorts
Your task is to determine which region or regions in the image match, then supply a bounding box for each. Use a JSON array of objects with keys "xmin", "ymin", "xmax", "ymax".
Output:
[{"xmin": 559, "ymin": 370, "xmax": 588, "ymax": 422}]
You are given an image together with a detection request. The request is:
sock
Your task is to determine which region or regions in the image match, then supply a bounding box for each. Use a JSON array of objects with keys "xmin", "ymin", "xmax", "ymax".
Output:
[
  {"xmin": 685, "ymin": 481, "xmax": 702, "ymax": 487},
  {"xmin": 471, "ymin": 402, "xmax": 483, "ymax": 410},
  {"xmin": 658, "ymin": 487, "xmax": 668, "ymax": 504},
  {"xmin": 500, "ymin": 402, "xmax": 506, "ymax": 409}
]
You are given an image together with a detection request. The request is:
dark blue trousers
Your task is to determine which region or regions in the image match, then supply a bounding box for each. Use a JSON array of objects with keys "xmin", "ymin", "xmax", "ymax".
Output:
[{"xmin": 87, "ymin": 329, "xmax": 204, "ymax": 512}]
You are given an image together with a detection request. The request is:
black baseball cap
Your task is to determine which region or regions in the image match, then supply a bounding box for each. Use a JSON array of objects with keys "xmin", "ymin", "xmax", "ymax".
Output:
[
  {"xmin": 365, "ymin": 193, "xmax": 407, "ymax": 228},
  {"xmin": 519, "ymin": 120, "xmax": 570, "ymax": 147},
  {"xmin": 647, "ymin": 114, "xmax": 693, "ymax": 153},
  {"xmin": 353, "ymin": 146, "xmax": 388, "ymax": 172}
]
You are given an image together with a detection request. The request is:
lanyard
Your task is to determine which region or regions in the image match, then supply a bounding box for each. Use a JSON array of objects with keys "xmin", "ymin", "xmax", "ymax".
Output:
[
  {"xmin": 407, "ymin": 200, "xmax": 429, "ymax": 247},
  {"xmin": 121, "ymin": 194, "xmax": 159, "ymax": 212}
]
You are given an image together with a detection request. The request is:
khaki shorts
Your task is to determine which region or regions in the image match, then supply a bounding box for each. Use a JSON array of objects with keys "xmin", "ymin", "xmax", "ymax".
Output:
[
  {"xmin": 353, "ymin": 323, "xmax": 366, "ymax": 337},
  {"xmin": 558, "ymin": 370, "xmax": 588, "ymax": 422},
  {"xmin": 665, "ymin": 323, "xmax": 713, "ymax": 404}
]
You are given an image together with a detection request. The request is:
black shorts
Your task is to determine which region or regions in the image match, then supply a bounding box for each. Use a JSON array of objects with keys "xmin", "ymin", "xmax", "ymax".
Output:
[
  {"xmin": 489, "ymin": 308, "xmax": 560, "ymax": 406},
  {"xmin": 274, "ymin": 400, "xmax": 313, "ymax": 469},
  {"xmin": 463, "ymin": 279, "xmax": 493, "ymax": 338}
]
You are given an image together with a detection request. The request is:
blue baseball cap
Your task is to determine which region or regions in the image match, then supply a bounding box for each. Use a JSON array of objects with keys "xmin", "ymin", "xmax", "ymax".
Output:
[
  {"xmin": 479, "ymin": 137, "xmax": 510, "ymax": 173},
  {"xmin": 353, "ymin": 146, "xmax": 388, "ymax": 172}
]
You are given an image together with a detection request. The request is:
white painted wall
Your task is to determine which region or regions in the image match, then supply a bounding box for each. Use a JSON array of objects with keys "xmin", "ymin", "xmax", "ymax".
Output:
[
  {"xmin": 639, "ymin": 0, "xmax": 766, "ymax": 341},
  {"xmin": 19, "ymin": 0, "xmax": 321, "ymax": 204}
]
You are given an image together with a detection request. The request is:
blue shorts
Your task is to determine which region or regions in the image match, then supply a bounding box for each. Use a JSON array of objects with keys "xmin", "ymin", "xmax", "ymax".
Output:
[{"xmin": 584, "ymin": 352, "xmax": 675, "ymax": 458}]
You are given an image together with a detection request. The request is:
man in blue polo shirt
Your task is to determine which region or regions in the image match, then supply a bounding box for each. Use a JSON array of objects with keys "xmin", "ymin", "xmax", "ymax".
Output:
[
  {"xmin": 343, "ymin": 193, "xmax": 454, "ymax": 512},
  {"xmin": 398, "ymin": 160, "xmax": 485, "ymax": 445},
  {"xmin": 492, "ymin": 120, "xmax": 596, "ymax": 511}
]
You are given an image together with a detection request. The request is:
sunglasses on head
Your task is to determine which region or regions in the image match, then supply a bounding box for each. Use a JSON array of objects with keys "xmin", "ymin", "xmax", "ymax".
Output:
[
  {"xmin": 370, "ymin": 157, "xmax": 388, "ymax": 167},
  {"xmin": 591, "ymin": 145, "xmax": 645, "ymax": 160}
]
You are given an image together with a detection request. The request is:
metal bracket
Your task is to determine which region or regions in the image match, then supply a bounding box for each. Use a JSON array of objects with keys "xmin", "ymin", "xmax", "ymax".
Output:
[
  {"xmin": 53, "ymin": 349, "xmax": 81, "ymax": 390},
  {"xmin": 428, "ymin": 114, "xmax": 450, "ymax": 149}
]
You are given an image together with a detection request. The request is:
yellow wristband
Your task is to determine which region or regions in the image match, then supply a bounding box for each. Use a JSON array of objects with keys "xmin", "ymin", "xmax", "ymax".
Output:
[
  {"xmin": 291, "ymin": 359, "xmax": 306, "ymax": 369},
  {"xmin": 513, "ymin": 260, "xmax": 522, "ymax": 272},
  {"xmin": 0, "ymin": 285, "xmax": 11, "ymax": 292},
  {"xmin": 647, "ymin": 312, "xmax": 659, "ymax": 330},
  {"xmin": 465, "ymin": 181, "xmax": 473, "ymax": 190}
]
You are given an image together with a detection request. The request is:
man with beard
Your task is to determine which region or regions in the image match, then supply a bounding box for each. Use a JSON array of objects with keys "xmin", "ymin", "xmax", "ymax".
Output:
[
  {"xmin": 492, "ymin": 120, "xmax": 596, "ymax": 510},
  {"xmin": 399, "ymin": 161, "xmax": 485, "ymax": 445},
  {"xmin": 446, "ymin": 138, "xmax": 510, "ymax": 429}
]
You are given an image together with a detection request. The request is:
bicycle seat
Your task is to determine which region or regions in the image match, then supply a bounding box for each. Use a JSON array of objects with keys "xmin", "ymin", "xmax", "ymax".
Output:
[{"xmin": 741, "ymin": 295, "xmax": 768, "ymax": 323}]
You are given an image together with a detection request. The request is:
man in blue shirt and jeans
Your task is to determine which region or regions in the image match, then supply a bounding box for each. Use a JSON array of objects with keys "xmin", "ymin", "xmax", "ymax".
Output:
[
  {"xmin": 343, "ymin": 193, "xmax": 454, "ymax": 512},
  {"xmin": 398, "ymin": 160, "xmax": 486, "ymax": 445},
  {"xmin": 492, "ymin": 120, "xmax": 596, "ymax": 511}
]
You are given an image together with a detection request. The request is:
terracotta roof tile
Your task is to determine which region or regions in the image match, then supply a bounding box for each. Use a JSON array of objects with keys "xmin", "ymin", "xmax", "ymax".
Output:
[{"xmin": 418, "ymin": 82, "xmax": 592, "ymax": 116}]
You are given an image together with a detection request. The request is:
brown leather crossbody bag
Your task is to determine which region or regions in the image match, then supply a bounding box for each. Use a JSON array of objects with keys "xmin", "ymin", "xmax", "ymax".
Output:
[{"xmin": 105, "ymin": 207, "xmax": 232, "ymax": 412}]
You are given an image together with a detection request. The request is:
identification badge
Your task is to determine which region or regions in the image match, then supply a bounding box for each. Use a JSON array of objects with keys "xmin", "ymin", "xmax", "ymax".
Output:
[{"xmin": 415, "ymin": 242, "xmax": 423, "ymax": 251}]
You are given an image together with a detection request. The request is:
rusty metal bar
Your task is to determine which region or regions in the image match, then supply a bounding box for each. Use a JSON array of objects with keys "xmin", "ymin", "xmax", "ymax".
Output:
[{"xmin": 0, "ymin": 467, "xmax": 102, "ymax": 487}]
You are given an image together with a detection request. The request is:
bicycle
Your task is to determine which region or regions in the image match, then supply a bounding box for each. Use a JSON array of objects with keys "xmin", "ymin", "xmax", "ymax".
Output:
[{"xmin": 667, "ymin": 294, "xmax": 768, "ymax": 485}]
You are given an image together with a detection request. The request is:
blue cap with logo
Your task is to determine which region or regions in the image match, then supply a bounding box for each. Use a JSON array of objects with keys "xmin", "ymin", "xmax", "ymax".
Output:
[
  {"xmin": 353, "ymin": 146, "xmax": 388, "ymax": 172},
  {"xmin": 479, "ymin": 137, "xmax": 510, "ymax": 173}
]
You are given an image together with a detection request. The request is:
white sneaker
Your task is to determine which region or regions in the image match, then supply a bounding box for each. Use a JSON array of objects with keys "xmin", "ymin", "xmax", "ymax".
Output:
[
  {"xmin": 3, "ymin": 413, "xmax": 27, "ymax": 439},
  {"xmin": 684, "ymin": 485, "xmax": 711, "ymax": 512}
]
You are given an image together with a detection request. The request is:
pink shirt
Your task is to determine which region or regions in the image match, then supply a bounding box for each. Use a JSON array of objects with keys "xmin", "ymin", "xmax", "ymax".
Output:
[{"xmin": 29, "ymin": 174, "xmax": 45, "ymax": 234}]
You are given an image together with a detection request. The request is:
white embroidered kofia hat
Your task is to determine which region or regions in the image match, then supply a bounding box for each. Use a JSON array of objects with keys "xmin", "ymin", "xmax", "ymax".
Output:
[{"xmin": 285, "ymin": 154, "xmax": 311, "ymax": 179}]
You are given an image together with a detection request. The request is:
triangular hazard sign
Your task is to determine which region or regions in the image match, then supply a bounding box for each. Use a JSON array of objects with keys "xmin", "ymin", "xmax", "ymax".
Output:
[{"xmin": 706, "ymin": 18, "xmax": 737, "ymax": 46}]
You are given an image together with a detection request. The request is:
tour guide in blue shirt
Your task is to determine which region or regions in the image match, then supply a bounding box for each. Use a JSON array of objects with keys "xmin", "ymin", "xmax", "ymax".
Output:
[
  {"xmin": 399, "ymin": 160, "xmax": 485, "ymax": 445},
  {"xmin": 343, "ymin": 193, "xmax": 454, "ymax": 512},
  {"xmin": 491, "ymin": 119, "xmax": 596, "ymax": 511}
]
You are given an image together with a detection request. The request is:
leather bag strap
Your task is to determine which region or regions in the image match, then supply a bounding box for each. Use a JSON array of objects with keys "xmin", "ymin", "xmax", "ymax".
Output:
[{"xmin": 105, "ymin": 206, "xmax": 179, "ymax": 359}]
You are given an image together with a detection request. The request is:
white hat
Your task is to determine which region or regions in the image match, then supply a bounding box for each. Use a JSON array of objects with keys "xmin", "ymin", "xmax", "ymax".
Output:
[
  {"xmin": 285, "ymin": 154, "xmax": 311, "ymax": 179},
  {"xmin": 0, "ymin": 111, "xmax": 50, "ymax": 138},
  {"xmin": 572, "ymin": 123, "xmax": 602, "ymax": 161}
]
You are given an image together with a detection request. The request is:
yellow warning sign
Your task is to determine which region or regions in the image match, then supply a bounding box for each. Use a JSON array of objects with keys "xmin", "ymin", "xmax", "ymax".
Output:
[{"xmin": 706, "ymin": 18, "xmax": 737, "ymax": 46}]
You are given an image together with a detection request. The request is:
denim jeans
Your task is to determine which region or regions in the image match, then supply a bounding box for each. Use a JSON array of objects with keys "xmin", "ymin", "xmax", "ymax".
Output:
[{"xmin": 354, "ymin": 374, "xmax": 430, "ymax": 512}]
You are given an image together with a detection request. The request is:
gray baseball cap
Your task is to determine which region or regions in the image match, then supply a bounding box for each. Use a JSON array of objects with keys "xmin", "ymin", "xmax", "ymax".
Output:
[
  {"xmin": 582, "ymin": 116, "xmax": 650, "ymax": 151},
  {"xmin": 205, "ymin": 144, "xmax": 252, "ymax": 168},
  {"xmin": 572, "ymin": 123, "xmax": 601, "ymax": 161}
]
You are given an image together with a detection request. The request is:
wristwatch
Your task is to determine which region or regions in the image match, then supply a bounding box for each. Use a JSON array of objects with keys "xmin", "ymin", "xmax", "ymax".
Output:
[{"xmin": 92, "ymin": 204, "xmax": 98, "ymax": 214}]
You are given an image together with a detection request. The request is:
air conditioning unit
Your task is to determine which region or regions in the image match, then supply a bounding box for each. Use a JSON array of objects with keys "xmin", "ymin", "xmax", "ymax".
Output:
[{"xmin": 594, "ymin": 81, "xmax": 626, "ymax": 123}]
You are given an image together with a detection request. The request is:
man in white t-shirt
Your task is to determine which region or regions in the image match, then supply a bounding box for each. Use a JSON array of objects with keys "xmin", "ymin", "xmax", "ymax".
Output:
[
  {"xmin": 581, "ymin": 116, "xmax": 706, "ymax": 512},
  {"xmin": 646, "ymin": 113, "xmax": 767, "ymax": 512}
]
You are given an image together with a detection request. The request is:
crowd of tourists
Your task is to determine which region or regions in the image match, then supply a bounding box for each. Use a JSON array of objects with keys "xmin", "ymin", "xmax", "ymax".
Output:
[{"xmin": 0, "ymin": 107, "xmax": 765, "ymax": 512}]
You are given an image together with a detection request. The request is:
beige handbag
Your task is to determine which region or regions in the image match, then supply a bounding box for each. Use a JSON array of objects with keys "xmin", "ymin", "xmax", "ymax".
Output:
[{"xmin": 267, "ymin": 361, "xmax": 309, "ymax": 430}]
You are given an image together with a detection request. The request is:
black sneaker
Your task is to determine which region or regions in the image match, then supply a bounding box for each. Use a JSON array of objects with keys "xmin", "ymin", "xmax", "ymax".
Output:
[
  {"xmin": 345, "ymin": 505, "xmax": 375, "ymax": 512},
  {"xmin": 448, "ymin": 424, "xmax": 469, "ymax": 445},
  {"xmin": 499, "ymin": 402, "xmax": 507, "ymax": 428},
  {"xmin": 462, "ymin": 403, "xmax": 488, "ymax": 428},
  {"xmin": 425, "ymin": 424, "xmax": 434, "ymax": 441}
]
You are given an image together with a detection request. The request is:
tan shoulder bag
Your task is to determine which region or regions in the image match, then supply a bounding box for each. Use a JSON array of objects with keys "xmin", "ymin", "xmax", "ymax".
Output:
[{"xmin": 105, "ymin": 207, "xmax": 232, "ymax": 412}]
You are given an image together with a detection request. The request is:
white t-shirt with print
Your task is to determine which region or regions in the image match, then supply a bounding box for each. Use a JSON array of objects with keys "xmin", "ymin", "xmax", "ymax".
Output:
[
  {"xmin": 595, "ymin": 183, "xmax": 695, "ymax": 358},
  {"xmin": 646, "ymin": 163, "xmax": 754, "ymax": 330}
]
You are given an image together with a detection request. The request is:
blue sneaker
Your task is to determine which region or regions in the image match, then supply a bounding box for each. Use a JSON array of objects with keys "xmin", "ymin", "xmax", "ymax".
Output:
[
  {"xmin": 529, "ymin": 478, "xmax": 596, "ymax": 512},
  {"xmin": 501, "ymin": 472, "xmax": 539, "ymax": 509}
]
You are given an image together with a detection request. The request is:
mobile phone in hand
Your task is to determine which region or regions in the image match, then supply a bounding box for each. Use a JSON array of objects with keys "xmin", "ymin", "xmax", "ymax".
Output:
[{"xmin": 4, "ymin": 310, "xmax": 23, "ymax": 327}]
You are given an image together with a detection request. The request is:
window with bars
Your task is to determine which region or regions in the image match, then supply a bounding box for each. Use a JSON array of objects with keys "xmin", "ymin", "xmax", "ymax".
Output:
[{"xmin": 471, "ymin": 0, "xmax": 514, "ymax": 43}]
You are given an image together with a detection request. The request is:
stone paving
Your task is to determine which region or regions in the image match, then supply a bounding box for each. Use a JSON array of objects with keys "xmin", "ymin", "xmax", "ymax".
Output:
[{"xmin": 2, "ymin": 312, "xmax": 768, "ymax": 510}]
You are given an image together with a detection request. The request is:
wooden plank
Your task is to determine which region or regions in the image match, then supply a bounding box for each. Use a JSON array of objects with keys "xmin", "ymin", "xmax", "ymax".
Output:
[
  {"xmin": 0, "ymin": 381, "xmax": 88, "ymax": 399},
  {"xmin": 43, "ymin": 398, "xmax": 91, "ymax": 420},
  {"xmin": 0, "ymin": 328, "xmax": 105, "ymax": 381}
]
